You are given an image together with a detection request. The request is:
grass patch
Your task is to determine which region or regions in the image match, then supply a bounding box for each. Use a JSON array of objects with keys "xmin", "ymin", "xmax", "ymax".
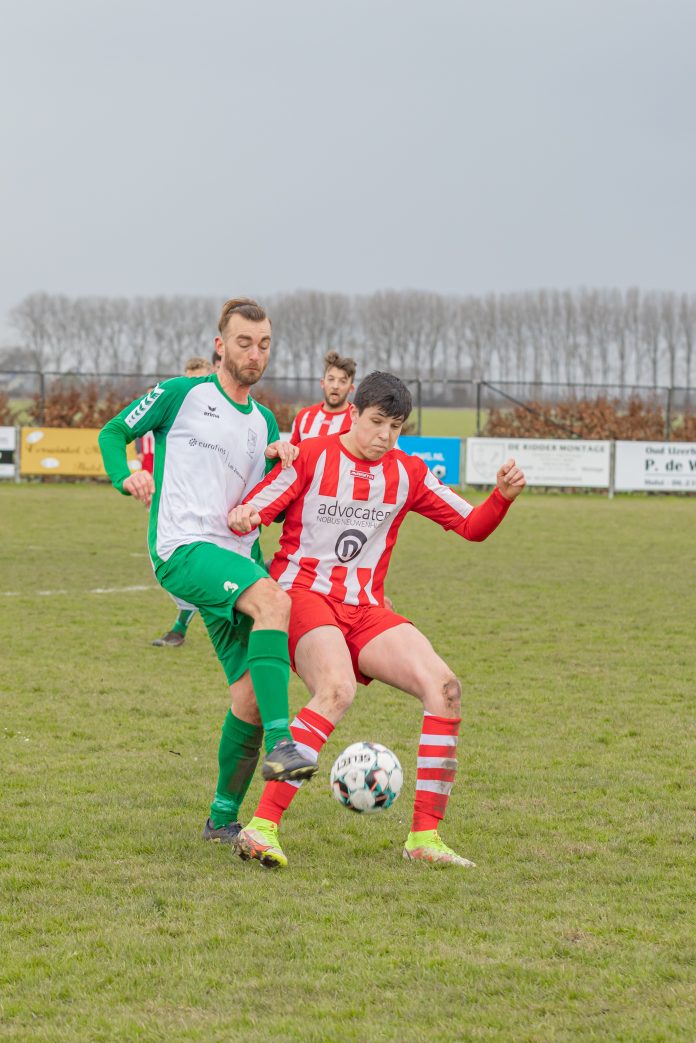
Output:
[
  {"xmin": 1, "ymin": 484, "xmax": 694, "ymax": 1040},
  {"xmin": 420, "ymin": 408, "xmax": 483, "ymax": 437}
]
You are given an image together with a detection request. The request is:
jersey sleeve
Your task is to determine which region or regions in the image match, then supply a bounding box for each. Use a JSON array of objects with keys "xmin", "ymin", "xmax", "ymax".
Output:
[
  {"xmin": 98, "ymin": 378, "xmax": 190, "ymax": 494},
  {"xmin": 408, "ymin": 457, "xmax": 513, "ymax": 541},
  {"xmin": 237, "ymin": 444, "xmax": 312, "ymax": 529}
]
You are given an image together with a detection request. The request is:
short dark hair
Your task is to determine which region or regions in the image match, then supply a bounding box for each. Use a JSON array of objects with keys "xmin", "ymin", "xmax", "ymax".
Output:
[
  {"xmin": 324, "ymin": 350, "xmax": 356, "ymax": 381},
  {"xmin": 353, "ymin": 372, "xmax": 412, "ymax": 421},
  {"xmin": 218, "ymin": 296, "xmax": 270, "ymax": 335}
]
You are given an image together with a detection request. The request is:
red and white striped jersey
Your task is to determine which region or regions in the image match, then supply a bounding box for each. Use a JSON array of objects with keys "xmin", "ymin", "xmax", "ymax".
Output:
[
  {"xmin": 241, "ymin": 436, "xmax": 513, "ymax": 607},
  {"xmin": 289, "ymin": 403, "xmax": 353, "ymax": 445}
]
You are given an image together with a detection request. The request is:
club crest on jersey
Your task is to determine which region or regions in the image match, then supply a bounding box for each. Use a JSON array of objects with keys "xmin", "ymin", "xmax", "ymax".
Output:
[
  {"xmin": 335, "ymin": 528, "xmax": 368, "ymax": 563},
  {"xmin": 247, "ymin": 429, "xmax": 258, "ymax": 457},
  {"xmin": 124, "ymin": 385, "xmax": 164, "ymax": 428}
]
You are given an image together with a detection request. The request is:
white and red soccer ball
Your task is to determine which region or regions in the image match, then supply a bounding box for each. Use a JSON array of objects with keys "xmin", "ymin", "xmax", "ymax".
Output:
[{"xmin": 330, "ymin": 741, "xmax": 403, "ymax": 813}]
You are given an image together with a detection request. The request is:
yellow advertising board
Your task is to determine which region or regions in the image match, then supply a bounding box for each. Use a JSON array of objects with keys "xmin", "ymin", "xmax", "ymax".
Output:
[{"xmin": 20, "ymin": 428, "xmax": 140, "ymax": 477}]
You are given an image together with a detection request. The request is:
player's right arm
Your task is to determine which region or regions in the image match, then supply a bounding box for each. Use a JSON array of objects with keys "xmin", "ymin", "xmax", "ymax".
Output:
[
  {"xmin": 98, "ymin": 380, "xmax": 186, "ymax": 505},
  {"xmin": 227, "ymin": 441, "xmax": 313, "ymax": 533}
]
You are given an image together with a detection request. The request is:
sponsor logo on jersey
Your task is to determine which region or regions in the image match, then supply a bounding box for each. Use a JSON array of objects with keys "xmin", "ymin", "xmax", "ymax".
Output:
[
  {"xmin": 247, "ymin": 429, "xmax": 258, "ymax": 457},
  {"xmin": 204, "ymin": 405, "xmax": 220, "ymax": 419},
  {"xmin": 317, "ymin": 502, "xmax": 391, "ymax": 524},
  {"xmin": 335, "ymin": 528, "xmax": 368, "ymax": 562},
  {"xmin": 189, "ymin": 437, "xmax": 226, "ymax": 457},
  {"xmin": 350, "ymin": 469, "xmax": 374, "ymax": 480},
  {"xmin": 124, "ymin": 385, "xmax": 164, "ymax": 429}
]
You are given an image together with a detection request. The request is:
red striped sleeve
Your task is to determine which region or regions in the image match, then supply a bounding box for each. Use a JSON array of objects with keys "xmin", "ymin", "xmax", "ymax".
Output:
[{"xmin": 407, "ymin": 455, "xmax": 512, "ymax": 541}]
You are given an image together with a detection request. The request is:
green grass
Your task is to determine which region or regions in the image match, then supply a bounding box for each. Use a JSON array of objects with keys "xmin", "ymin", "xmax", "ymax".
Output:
[
  {"xmin": 419, "ymin": 407, "xmax": 483, "ymax": 437},
  {"xmin": 1, "ymin": 484, "xmax": 694, "ymax": 1041}
]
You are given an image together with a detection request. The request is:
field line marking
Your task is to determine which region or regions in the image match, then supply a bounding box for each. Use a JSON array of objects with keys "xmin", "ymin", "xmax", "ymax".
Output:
[{"xmin": 1, "ymin": 585, "xmax": 159, "ymax": 598}]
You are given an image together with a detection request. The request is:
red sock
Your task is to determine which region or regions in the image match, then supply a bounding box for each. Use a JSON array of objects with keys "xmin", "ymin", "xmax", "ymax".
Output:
[
  {"xmin": 255, "ymin": 706, "xmax": 334, "ymax": 825},
  {"xmin": 411, "ymin": 712, "xmax": 460, "ymax": 833}
]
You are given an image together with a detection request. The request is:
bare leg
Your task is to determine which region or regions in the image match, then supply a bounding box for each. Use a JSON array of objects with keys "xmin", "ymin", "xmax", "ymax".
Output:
[
  {"xmin": 235, "ymin": 577, "xmax": 290, "ymax": 631},
  {"xmin": 357, "ymin": 623, "xmax": 461, "ymax": 716},
  {"xmin": 294, "ymin": 625, "xmax": 358, "ymax": 725}
]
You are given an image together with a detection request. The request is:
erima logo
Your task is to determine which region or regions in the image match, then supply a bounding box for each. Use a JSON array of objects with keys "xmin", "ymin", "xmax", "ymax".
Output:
[
  {"xmin": 335, "ymin": 528, "xmax": 368, "ymax": 563},
  {"xmin": 223, "ymin": 581, "xmax": 239, "ymax": 594},
  {"xmin": 204, "ymin": 407, "xmax": 220, "ymax": 419},
  {"xmin": 124, "ymin": 385, "xmax": 164, "ymax": 429}
]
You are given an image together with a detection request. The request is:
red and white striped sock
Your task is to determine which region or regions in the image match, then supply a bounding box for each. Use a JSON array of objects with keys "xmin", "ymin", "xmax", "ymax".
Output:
[
  {"xmin": 255, "ymin": 706, "xmax": 334, "ymax": 825},
  {"xmin": 411, "ymin": 711, "xmax": 460, "ymax": 833}
]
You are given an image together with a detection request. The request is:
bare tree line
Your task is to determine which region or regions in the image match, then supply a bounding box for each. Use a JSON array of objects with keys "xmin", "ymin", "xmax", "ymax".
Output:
[{"xmin": 5, "ymin": 287, "xmax": 695, "ymax": 388}]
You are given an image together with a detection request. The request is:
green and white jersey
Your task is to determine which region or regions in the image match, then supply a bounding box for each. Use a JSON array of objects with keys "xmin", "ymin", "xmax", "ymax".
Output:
[{"xmin": 99, "ymin": 375, "xmax": 279, "ymax": 570}]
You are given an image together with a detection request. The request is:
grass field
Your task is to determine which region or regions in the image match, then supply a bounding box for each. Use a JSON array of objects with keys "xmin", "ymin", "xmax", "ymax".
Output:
[
  {"xmin": 419, "ymin": 407, "xmax": 482, "ymax": 438},
  {"xmin": 1, "ymin": 484, "xmax": 695, "ymax": 1041}
]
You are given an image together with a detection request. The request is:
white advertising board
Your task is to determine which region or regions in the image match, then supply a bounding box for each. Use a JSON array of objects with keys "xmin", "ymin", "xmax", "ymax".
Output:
[
  {"xmin": 466, "ymin": 437, "xmax": 611, "ymax": 488},
  {"xmin": 614, "ymin": 441, "xmax": 696, "ymax": 491},
  {"xmin": 0, "ymin": 425, "xmax": 17, "ymax": 478}
]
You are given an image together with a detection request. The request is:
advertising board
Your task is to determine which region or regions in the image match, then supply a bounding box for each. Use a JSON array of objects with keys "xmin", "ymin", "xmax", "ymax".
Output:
[{"xmin": 466, "ymin": 437, "xmax": 611, "ymax": 488}]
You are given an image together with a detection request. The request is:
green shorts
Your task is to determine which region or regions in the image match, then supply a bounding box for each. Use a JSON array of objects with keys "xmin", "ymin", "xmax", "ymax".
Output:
[{"xmin": 155, "ymin": 541, "xmax": 267, "ymax": 685}]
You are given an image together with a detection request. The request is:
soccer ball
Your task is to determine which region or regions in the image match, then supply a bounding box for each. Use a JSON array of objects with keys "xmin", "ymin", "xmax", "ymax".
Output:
[{"xmin": 330, "ymin": 741, "xmax": 403, "ymax": 813}]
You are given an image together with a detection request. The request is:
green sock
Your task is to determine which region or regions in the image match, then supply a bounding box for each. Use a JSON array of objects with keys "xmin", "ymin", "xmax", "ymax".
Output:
[
  {"xmin": 172, "ymin": 609, "xmax": 196, "ymax": 636},
  {"xmin": 210, "ymin": 710, "xmax": 263, "ymax": 827},
  {"xmin": 247, "ymin": 629, "xmax": 293, "ymax": 752}
]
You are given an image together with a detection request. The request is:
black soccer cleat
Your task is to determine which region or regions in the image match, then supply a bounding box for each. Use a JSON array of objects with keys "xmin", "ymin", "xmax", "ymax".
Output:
[
  {"xmin": 261, "ymin": 739, "xmax": 318, "ymax": 782},
  {"xmin": 201, "ymin": 818, "xmax": 242, "ymax": 844},
  {"xmin": 152, "ymin": 630, "xmax": 185, "ymax": 647}
]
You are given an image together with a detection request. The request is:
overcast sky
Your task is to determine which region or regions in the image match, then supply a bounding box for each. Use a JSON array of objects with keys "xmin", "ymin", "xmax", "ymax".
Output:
[{"xmin": 1, "ymin": 0, "xmax": 695, "ymax": 343}]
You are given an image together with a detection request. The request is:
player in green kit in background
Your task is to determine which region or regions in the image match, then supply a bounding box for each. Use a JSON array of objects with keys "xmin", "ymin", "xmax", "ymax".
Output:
[{"xmin": 99, "ymin": 298, "xmax": 318, "ymax": 840}]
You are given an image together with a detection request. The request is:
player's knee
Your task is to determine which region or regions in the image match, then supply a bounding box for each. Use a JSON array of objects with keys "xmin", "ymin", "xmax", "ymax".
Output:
[
  {"xmin": 265, "ymin": 582, "xmax": 291, "ymax": 626},
  {"xmin": 314, "ymin": 678, "xmax": 356, "ymax": 722},
  {"xmin": 331, "ymin": 679, "xmax": 357, "ymax": 716},
  {"xmin": 441, "ymin": 673, "xmax": 461, "ymax": 716},
  {"xmin": 241, "ymin": 578, "xmax": 290, "ymax": 627}
]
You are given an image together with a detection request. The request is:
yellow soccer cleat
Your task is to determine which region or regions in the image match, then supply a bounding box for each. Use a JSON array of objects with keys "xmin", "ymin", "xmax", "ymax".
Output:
[
  {"xmin": 236, "ymin": 817, "xmax": 288, "ymax": 869},
  {"xmin": 403, "ymin": 830, "xmax": 476, "ymax": 868}
]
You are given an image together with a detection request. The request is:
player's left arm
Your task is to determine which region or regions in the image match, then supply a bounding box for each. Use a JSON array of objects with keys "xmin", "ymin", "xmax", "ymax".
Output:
[{"xmin": 410, "ymin": 457, "xmax": 525, "ymax": 541}]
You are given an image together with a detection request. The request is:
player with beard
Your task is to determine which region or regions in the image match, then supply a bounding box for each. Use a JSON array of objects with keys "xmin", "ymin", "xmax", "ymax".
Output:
[
  {"xmin": 290, "ymin": 351, "xmax": 356, "ymax": 444},
  {"xmin": 98, "ymin": 298, "xmax": 318, "ymax": 824}
]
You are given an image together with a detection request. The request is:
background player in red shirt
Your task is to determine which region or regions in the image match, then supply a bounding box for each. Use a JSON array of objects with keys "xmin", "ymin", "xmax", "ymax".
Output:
[
  {"xmin": 228, "ymin": 371, "xmax": 526, "ymax": 869},
  {"xmin": 289, "ymin": 350, "xmax": 356, "ymax": 444}
]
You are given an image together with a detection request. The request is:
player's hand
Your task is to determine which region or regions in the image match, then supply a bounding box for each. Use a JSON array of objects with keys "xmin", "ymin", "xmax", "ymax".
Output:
[
  {"xmin": 123, "ymin": 470, "xmax": 155, "ymax": 508},
  {"xmin": 228, "ymin": 503, "xmax": 263, "ymax": 534},
  {"xmin": 265, "ymin": 440, "xmax": 299, "ymax": 469},
  {"xmin": 496, "ymin": 458, "xmax": 526, "ymax": 501}
]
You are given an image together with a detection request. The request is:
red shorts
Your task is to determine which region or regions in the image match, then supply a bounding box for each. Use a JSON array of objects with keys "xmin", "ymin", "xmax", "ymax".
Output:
[{"xmin": 287, "ymin": 588, "xmax": 411, "ymax": 686}]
